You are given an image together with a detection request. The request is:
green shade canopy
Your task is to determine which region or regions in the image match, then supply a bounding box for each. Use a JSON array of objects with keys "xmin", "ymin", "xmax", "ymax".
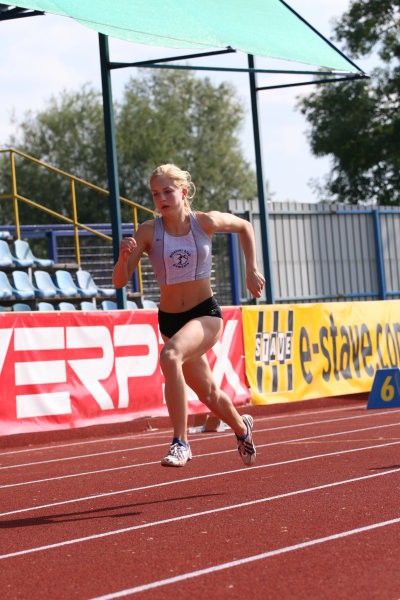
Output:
[{"xmin": 12, "ymin": 0, "xmax": 361, "ymax": 73}]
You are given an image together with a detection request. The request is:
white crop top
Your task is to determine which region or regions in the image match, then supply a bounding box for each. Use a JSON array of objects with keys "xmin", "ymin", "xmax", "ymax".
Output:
[{"xmin": 148, "ymin": 213, "xmax": 212, "ymax": 285}]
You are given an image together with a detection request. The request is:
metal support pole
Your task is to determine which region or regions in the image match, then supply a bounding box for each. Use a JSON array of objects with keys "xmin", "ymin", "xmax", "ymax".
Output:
[
  {"xmin": 228, "ymin": 233, "xmax": 240, "ymax": 306},
  {"xmin": 99, "ymin": 33, "xmax": 126, "ymax": 308},
  {"xmin": 372, "ymin": 208, "xmax": 387, "ymax": 300},
  {"xmin": 248, "ymin": 54, "xmax": 274, "ymax": 304}
]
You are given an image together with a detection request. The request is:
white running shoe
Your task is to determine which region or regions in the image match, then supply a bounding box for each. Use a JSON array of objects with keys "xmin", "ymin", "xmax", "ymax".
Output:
[
  {"xmin": 161, "ymin": 441, "xmax": 192, "ymax": 467},
  {"xmin": 237, "ymin": 415, "xmax": 256, "ymax": 466}
]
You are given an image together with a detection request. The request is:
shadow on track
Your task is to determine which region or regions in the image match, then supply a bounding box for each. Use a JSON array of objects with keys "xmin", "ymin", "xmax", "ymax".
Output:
[{"xmin": 0, "ymin": 492, "xmax": 222, "ymax": 529}]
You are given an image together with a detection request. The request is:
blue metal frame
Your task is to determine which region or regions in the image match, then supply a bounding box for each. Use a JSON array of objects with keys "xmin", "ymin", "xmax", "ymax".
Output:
[
  {"xmin": 97, "ymin": 40, "xmax": 367, "ymax": 307},
  {"xmin": 372, "ymin": 209, "xmax": 387, "ymax": 300},
  {"xmin": 228, "ymin": 233, "xmax": 240, "ymax": 306},
  {"xmin": 248, "ymin": 54, "xmax": 274, "ymax": 304},
  {"xmin": 99, "ymin": 34, "xmax": 126, "ymax": 308}
]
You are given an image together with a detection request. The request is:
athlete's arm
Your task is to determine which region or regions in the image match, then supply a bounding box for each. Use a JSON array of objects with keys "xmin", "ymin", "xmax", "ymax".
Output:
[
  {"xmin": 198, "ymin": 211, "xmax": 265, "ymax": 298},
  {"xmin": 112, "ymin": 220, "xmax": 153, "ymax": 289}
]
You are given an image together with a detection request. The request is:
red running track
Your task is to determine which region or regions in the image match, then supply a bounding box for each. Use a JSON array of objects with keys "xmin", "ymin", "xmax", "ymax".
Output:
[{"xmin": 1, "ymin": 396, "xmax": 400, "ymax": 599}]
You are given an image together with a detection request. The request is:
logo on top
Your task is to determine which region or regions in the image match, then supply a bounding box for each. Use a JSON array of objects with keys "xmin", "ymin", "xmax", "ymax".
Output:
[{"xmin": 170, "ymin": 249, "xmax": 191, "ymax": 269}]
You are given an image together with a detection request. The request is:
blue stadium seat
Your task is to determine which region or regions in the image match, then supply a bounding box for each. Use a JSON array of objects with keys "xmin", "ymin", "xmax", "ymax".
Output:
[
  {"xmin": 13, "ymin": 239, "xmax": 53, "ymax": 268},
  {"xmin": 0, "ymin": 240, "xmax": 15, "ymax": 268},
  {"xmin": 33, "ymin": 270, "xmax": 59, "ymax": 298},
  {"xmin": 37, "ymin": 301, "xmax": 56, "ymax": 311},
  {"xmin": 0, "ymin": 272, "xmax": 14, "ymax": 300},
  {"xmin": 101, "ymin": 300, "xmax": 117, "ymax": 310},
  {"xmin": 58, "ymin": 302, "xmax": 77, "ymax": 311},
  {"xmin": 11, "ymin": 240, "xmax": 34, "ymax": 267},
  {"xmin": 12, "ymin": 302, "xmax": 32, "ymax": 312},
  {"xmin": 76, "ymin": 269, "xmax": 114, "ymax": 297},
  {"xmin": 142, "ymin": 299, "xmax": 158, "ymax": 309},
  {"xmin": 54, "ymin": 270, "xmax": 80, "ymax": 297},
  {"xmin": 75, "ymin": 270, "xmax": 97, "ymax": 297},
  {"xmin": 11, "ymin": 271, "xmax": 36, "ymax": 300},
  {"xmin": 80, "ymin": 301, "xmax": 98, "ymax": 311},
  {"xmin": 101, "ymin": 299, "xmax": 137, "ymax": 310}
]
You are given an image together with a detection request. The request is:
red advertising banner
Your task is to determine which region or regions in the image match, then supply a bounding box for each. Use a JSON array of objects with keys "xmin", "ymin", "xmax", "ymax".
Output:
[{"xmin": 0, "ymin": 306, "xmax": 249, "ymax": 436}]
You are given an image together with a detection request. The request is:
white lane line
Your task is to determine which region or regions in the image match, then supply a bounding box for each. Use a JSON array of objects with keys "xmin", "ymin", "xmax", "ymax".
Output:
[
  {"xmin": 1, "ymin": 438, "xmax": 400, "ymax": 518},
  {"xmin": 2, "ymin": 420, "xmax": 400, "ymax": 489},
  {"xmin": 1, "ymin": 466, "xmax": 399, "ymax": 562},
  {"xmin": 0, "ymin": 403, "xmax": 364, "ymax": 458},
  {"xmin": 1, "ymin": 409, "xmax": 398, "ymax": 471},
  {"xmin": 0, "ymin": 432, "xmax": 173, "ymax": 458},
  {"xmin": 90, "ymin": 515, "xmax": 400, "ymax": 599}
]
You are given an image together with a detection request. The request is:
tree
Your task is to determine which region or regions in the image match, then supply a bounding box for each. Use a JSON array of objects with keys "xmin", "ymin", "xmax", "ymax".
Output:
[
  {"xmin": 116, "ymin": 69, "xmax": 257, "ymax": 218},
  {"xmin": 0, "ymin": 70, "xmax": 256, "ymax": 226},
  {"xmin": 0, "ymin": 86, "xmax": 108, "ymax": 226},
  {"xmin": 298, "ymin": 0, "xmax": 400, "ymax": 204}
]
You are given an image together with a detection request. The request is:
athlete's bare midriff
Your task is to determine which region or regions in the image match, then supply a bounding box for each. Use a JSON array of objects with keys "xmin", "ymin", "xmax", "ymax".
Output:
[{"xmin": 158, "ymin": 278, "xmax": 213, "ymax": 312}]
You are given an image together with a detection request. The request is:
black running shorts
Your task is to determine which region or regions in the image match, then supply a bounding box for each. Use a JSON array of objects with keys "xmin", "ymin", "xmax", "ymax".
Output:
[{"xmin": 158, "ymin": 296, "xmax": 222, "ymax": 338}]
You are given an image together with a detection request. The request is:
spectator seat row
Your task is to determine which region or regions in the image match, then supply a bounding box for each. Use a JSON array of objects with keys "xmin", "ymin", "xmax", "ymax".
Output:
[
  {"xmin": 4, "ymin": 300, "xmax": 140, "ymax": 312},
  {"xmin": 0, "ymin": 239, "xmax": 53, "ymax": 268},
  {"xmin": 0, "ymin": 269, "xmax": 115, "ymax": 301}
]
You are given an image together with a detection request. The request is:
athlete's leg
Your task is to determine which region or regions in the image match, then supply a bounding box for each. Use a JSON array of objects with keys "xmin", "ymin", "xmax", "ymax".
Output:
[
  {"xmin": 183, "ymin": 339, "xmax": 256, "ymax": 466},
  {"xmin": 182, "ymin": 353, "xmax": 246, "ymax": 436},
  {"xmin": 160, "ymin": 315, "xmax": 229, "ymax": 443}
]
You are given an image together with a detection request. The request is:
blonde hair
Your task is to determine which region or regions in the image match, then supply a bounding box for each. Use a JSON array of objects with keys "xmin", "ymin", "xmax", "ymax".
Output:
[{"xmin": 149, "ymin": 164, "xmax": 196, "ymax": 212}]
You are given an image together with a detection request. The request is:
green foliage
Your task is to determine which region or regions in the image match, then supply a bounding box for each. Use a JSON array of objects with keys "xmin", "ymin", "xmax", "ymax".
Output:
[
  {"xmin": 118, "ymin": 70, "xmax": 257, "ymax": 218},
  {"xmin": 298, "ymin": 0, "xmax": 400, "ymax": 204},
  {"xmin": 0, "ymin": 70, "xmax": 256, "ymax": 226}
]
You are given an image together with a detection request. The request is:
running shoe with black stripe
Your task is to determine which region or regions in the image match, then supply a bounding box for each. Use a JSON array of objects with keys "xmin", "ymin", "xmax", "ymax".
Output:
[
  {"xmin": 161, "ymin": 439, "xmax": 192, "ymax": 467},
  {"xmin": 236, "ymin": 415, "xmax": 256, "ymax": 466}
]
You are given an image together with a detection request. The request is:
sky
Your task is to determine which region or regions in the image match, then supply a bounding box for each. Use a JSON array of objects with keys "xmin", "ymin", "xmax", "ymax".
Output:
[{"xmin": 0, "ymin": 1, "xmax": 371, "ymax": 204}]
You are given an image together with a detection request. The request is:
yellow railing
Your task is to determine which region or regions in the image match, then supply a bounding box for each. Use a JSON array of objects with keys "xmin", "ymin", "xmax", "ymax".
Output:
[{"xmin": 0, "ymin": 148, "xmax": 154, "ymax": 293}]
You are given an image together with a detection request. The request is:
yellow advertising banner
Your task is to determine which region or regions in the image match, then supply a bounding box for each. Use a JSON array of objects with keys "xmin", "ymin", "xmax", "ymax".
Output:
[{"xmin": 242, "ymin": 300, "xmax": 400, "ymax": 404}]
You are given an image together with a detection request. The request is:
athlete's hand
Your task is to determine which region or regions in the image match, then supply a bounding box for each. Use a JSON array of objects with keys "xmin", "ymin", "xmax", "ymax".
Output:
[
  {"xmin": 119, "ymin": 236, "xmax": 137, "ymax": 261},
  {"xmin": 246, "ymin": 268, "xmax": 265, "ymax": 298}
]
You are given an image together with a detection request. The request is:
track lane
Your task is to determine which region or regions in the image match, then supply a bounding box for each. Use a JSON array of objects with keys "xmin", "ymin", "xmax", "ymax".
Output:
[
  {"xmin": 0, "ymin": 405, "xmax": 397, "ymax": 482},
  {"xmin": 2, "ymin": 401, "xmax": 400, "ymax": 598},
  {"xmin": 1, "ymin": 431, "xmax": 400, "ymax": 558},
  {"xmin": 1, "ymin": 464, "xmax": 400, "ymax": 599},
  {"xmin": 1, "ymin": 416, "xmax": 400, "ymax": 511}
]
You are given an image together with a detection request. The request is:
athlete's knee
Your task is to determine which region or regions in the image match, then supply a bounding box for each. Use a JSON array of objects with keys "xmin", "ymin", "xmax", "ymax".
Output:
[{"xmin": 159, "ymin": 344, "xmax": 182, "ymax": 374}]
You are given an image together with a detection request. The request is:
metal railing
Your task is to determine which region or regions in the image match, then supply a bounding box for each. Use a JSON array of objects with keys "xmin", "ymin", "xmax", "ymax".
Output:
[{"xmin": 0, "ymin": 148, "xmax": 154, "ymax": 293}]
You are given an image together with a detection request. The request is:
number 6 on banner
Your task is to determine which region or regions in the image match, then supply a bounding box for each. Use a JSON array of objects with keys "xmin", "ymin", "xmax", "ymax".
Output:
[{"xmin": 367, "ymin": 368, "xmax": 400, "ymax": 409}]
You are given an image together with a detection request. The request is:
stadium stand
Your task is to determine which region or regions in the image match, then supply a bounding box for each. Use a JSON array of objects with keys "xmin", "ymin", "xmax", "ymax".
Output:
[
  {"xmin": 0, "ymin": 240, "xmax": 16, "ymax": 268},
  {"xmin": 58, "ymin": 302, "xmax": 77, "ymax": 311},
  {"xmin": 11, "ymin": 271, "xmax": 36, "ymax": 300},
  {"xmin": 12, "ymin": 302, "xmax": 32, "ymax": 311},
  {"xmin": 101, "ymin": 300, "xmax": 117, "ymax": 310},
  {"xmin": 80, "ymin": 301, "xmax": 98, "ymax": 311},
  {"xmin": 37, "ymin": 301, "xmax": 56, "ymax": 311},
  {"xmin": 13, "ymin": 239, "xmax": 54, "ymax": 268},
  {"xmin": 11, "ymin": 242, "xmax": 34, "ymax": 267},
  {"xmin": 101, "ymin": 299, "xmax": 138, "ymax": 310},
  {"xmin": 76, "ymin": 269, "xmax": 115, "ymax": 298},
  {"xmin": 33, "ymin": 270, "xmax": 59, "ymax": 298},
  {"xmin": 142, "ymin": 299, "xmax": 158, "ymax": 308},
  {"xmin": 54, "ymin": 270, "xmax": 80, "ymax": 297},
  {"xmin": 0, "ymin": 272, "xmax": 15, "ymax": 300}
]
